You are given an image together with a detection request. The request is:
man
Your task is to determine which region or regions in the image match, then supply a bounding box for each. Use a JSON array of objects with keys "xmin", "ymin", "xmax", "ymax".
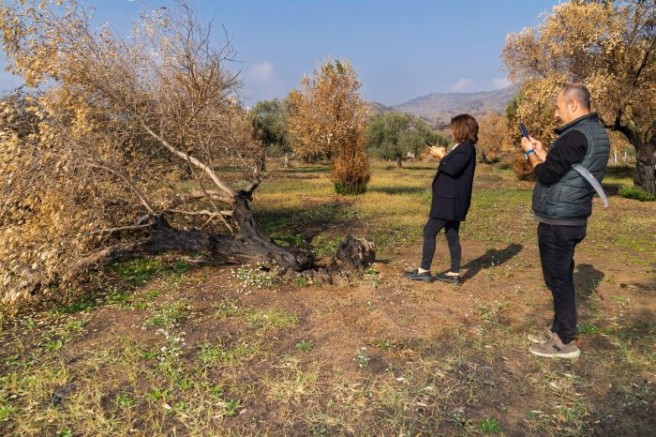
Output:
[{"xmin": 520, "ymin": 83, "xmax": 610, "ymax": 359}]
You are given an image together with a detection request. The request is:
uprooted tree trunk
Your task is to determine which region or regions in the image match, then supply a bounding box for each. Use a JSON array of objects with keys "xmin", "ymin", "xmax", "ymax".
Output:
[
  {"xmin": 70, "ymin": 192, "xmax": 310, "ymax": 276},
  {"xmin": 334, "ymin": 235, "xmax": 376, "ymax": 270},
  {"xmin": 64, "ymin": 127, "xmax": 374, "ymax": 285},
  {"xmin": 69, "ymin": 196, "xmax": 375, "ymax": 288},
  {"xmin": 54, "ymin": 121, "xmax": 374, "ymax": 292}
]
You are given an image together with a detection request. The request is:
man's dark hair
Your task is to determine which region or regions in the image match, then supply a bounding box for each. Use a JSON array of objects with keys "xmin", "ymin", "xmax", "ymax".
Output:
[
  {"xmin": 450, "ymin": 113, "xmax": 479, "ymax": 145},
  {"xmin": 562, "ymin": 83, "xmax": 591, "ymax": 110}
]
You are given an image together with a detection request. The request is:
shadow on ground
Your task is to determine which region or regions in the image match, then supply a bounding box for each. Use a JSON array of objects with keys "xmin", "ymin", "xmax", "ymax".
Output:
[
  {"xmin": 461, "ymin": 243, "xmax": 523, "ymax": 281},
  {"xmin": 388, "ymin": 164, "xmax": 437, "ymax": 171},
  {"xmin": 602, "ymin": 183, "xmax": 622, "ymax": 196},
  {"xmin": 575, "ymin": 263, "xmax": 605, "ymax": 301},
  {"xmin": 255, "ymin": 201, "xmax": 356, "ymax": 245},
  {"xmin": 368, "ymin": 186, "xmax": 426, "ymax": 195}
]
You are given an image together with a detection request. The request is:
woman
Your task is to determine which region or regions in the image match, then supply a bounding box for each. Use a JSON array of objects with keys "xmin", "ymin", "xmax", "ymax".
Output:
[{"xmin": 404, "ymin": 113, "xmax": 478, "ymax": 285}]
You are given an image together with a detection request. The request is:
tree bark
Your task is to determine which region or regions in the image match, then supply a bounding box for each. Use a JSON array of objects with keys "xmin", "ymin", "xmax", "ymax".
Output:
[
  {"xmin": 634, "ymin": 139, "xmax": 656, "ymax": 195},
  {"xmin": 230, "ymin": 192, "xmax": 308, "ymax": 270},
  {"xmin": 71, "ymin": 194, "xmax": 308, "ymax": 276},
  {"xmin": 610, "ymin": 122, "xmax": 655, "ymax": 194}
]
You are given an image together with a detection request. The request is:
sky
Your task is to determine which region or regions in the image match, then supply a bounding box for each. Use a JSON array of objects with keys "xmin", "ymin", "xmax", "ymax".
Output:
[{"xmin": 0, "ymin": 0, "xmax": 564, "ymax": 106}]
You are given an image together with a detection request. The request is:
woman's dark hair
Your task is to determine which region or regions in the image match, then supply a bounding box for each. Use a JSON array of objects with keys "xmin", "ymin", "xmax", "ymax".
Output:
[{"xmin": 450, "ymin": 114, "xmax": 479, "ymax": 145}]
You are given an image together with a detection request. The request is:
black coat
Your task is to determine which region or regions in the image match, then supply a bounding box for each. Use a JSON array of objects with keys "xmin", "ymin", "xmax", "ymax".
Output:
[{"xmin": 429, "ymin": 143, "xmax": 476, "ymax": 221}]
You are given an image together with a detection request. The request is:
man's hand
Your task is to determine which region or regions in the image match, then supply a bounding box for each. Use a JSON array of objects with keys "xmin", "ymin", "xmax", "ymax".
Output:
[
  {"xmin": 521, "ymin": 136, "xmax": 540, "ymax": 152},
  {"xmin": 429, "ymin": 145, "xmax": 446, "ymax": 159},
  {"xmin": 522, "ymin": 136, "xmax": 548, "ymax": 160}
]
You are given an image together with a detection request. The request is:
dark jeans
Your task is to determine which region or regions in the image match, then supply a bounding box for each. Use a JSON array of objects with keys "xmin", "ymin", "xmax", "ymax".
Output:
[
  {"xmin": 420, "ymin": 218, "xmax": 461, "ymax": 273},
  {"xmin": 537, "ymin": 222, "xmax": 587, "ymax": 344}
]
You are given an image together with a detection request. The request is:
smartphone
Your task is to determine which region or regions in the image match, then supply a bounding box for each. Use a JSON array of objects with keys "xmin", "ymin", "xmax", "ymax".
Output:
[{"xmin": 519, "ymin": 122, "xmax": 530, "ymax": 138}]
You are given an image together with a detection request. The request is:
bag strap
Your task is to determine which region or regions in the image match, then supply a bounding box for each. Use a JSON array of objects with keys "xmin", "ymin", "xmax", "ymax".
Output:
[{"xmin": 572, "ymin": 164, "xmax": 608, "ymax": 208}]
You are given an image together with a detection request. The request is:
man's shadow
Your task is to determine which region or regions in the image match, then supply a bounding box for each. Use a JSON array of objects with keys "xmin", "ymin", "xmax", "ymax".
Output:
[
  {"xmin": 461, "ymin": 243, "xmax": 523, "ymax": 281},
  {"xmin": 574, "ymin": 263, "xmax": 605, "ymax": 301}
]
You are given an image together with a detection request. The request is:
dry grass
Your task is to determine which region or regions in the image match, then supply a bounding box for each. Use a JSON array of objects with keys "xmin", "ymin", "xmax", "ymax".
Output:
[{"xmin": 1, "ymin": 159, "xmax": 654, "ymax": 436}]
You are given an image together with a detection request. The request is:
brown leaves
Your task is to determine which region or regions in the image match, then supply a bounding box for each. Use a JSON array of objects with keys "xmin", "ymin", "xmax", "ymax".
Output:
[
  {"xmin": 503, "ymin": 0, "xmax": 656, "ymax": 143},
  {"xmin": 287, "ymin": 59, "xmax": 370, "ymax": 193},
  {"xmin": 0, "ymin": 1, "xmax": 263, "ymax": 312}
]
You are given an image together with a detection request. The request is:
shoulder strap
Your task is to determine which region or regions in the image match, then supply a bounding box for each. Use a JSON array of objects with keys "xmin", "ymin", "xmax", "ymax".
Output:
[{"xmin": 572, "ymin": 164, "xmax": 608, "ymax": 208}]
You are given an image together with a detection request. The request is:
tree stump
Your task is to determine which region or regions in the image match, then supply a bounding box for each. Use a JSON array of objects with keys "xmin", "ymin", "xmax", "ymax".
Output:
[{"xmin": 334, "ymin": 235, "xmax": 376, "ymax": 270}]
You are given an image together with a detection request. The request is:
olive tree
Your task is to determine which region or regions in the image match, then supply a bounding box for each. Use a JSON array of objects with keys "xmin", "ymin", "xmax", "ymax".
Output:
[
  {"xmin": 0, "ymin": 0, "xmax": 307, "ymax": 311},
  {"xmin": 503, "ymin": 0, "xmax": 656, "ymax": 193},
  {"xmin": 365, "ymin": 111, "xmax": 445, "ymax": 167},
  {"xmin": 287, "ymin": 59, "xmax": 370, "ymax": 194}
]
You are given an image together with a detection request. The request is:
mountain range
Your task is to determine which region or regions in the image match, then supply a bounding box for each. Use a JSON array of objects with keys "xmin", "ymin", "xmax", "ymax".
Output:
[{"xmin": 369, "ymin": 84, "xmax": 519, "ymax": 128}]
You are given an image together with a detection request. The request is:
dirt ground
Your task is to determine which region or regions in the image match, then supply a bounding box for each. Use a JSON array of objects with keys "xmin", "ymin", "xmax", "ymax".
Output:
[
  {"xmin": 2, "ymin": 163, "xmax": 655, "ymax": 435},
  {"xmin": 7, "ymin": 235, "xmax": 648, "ymax": 435}
]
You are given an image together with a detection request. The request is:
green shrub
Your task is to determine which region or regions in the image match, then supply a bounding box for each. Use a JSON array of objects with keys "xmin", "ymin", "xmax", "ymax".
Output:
[
  {"xmin": 334, "ymin": 181, "xmax": 367, "ymax": 195},
  {"xmin": 619, "ymin": 186, "xmax": 655, "ymax": 201}
]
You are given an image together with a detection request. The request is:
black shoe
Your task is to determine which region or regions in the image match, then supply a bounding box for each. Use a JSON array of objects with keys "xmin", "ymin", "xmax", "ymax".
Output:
[
  {"xmin": 403, "ymin": 269, "xmax": 434, "ymax": 283},
  {"xmin": 434, "ymin": 272, "xmax": 462, "ymax": 286}
]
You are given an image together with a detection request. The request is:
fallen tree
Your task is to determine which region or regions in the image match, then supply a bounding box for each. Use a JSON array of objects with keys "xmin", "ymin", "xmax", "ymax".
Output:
[{"xmin": 0, "ymin": 1, "xmax": 373, "ymax": 313}]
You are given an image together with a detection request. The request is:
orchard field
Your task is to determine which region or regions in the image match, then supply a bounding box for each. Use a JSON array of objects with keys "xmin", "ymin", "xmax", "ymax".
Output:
[{"xmin": 1, "ymin": 160, "xmax": 654, "ymax": 436}]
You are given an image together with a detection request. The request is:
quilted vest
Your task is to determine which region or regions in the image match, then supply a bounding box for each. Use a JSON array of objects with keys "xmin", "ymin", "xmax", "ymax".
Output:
[{"xmin": 532, "ymin": 113, "xmax": 610, "ymax": 221}]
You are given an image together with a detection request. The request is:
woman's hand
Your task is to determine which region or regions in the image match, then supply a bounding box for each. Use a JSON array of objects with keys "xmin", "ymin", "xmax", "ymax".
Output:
[{"xmin": 429, "ymin": 145, "xmax": 446, "ymax": 159}]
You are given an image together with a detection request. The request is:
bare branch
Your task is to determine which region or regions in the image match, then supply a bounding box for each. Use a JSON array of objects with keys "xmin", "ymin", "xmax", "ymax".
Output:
[
  {"xmin": 90, "ymin": 223, "xmax": 153, "ymax": 235},
  {"xmin": 88, "ymin": 163, "xmax": 156, "ymax": 215},
  {"xmin": 139, "ymin": 123, "xmax": 236, "ymax": 201}
]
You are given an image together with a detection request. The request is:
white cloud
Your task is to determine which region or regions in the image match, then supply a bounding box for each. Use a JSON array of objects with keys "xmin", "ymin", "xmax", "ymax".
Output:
[
  {"xmin": 450, "ymin": 78, "xmax": 479, "ymax": 93},
  {"xmin": 244, "ymin": 61, "xmax": 285, "ymax": 103},
  {"xmin": 247, "ymin": 61, "xmax": 274, "ymax": 83},
  {"xmin": 491, "ymin": 77, "xmax": 511, "ymax": 90}
]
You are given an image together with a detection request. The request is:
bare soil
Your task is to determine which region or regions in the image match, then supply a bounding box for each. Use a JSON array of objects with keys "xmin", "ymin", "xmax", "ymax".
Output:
[{"xmin": 2, "ymin": 165, "xmax": 655, "ymax": 435}]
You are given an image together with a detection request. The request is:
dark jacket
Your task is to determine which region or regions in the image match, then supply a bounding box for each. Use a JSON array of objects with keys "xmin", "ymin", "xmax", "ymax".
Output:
[
  {"xmin": 532, "ymin": 113, "xmax": 610, "ymax": 222},
  {"xmin": 429, "ymin": 143, "xmax": 476, "ymax": 221}
]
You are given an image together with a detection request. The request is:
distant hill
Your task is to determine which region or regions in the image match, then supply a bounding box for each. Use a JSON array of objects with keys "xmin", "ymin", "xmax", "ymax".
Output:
[
  {"xmin": 391, "ymin": 85, "xmax": 519, "ymax": 127},
  {"xmin": 365, "ymin": 101, "xmax": 394, "ymax": 116}
]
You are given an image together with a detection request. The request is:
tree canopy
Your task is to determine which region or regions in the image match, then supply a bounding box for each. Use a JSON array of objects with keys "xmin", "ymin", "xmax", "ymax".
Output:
[
  {"xmin": 0, "ymin": 0, "xmax": 301, "ymax": 312},
  {"xmin": 251, "ymin": 98, "xmax": 291, "ymax": 158},
  {"xmin": 365, "ymin": 111, "xmax": 445, "ymax": 166},
  {"xmin": 503, "ymin": 0, "xmax": 656, "ymax": 193},
  {"xmin": 287, "ymin": 59, "xmax": 370, "ymax": 194}
]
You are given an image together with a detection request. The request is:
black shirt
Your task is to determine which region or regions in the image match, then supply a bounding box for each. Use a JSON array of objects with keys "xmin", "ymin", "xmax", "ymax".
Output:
[{"xmin": 535, "ymin": 130, "xmax": 588, "ymax": 186}]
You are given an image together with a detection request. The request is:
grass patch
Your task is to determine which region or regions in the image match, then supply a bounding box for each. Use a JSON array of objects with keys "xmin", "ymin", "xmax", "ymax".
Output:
[
  {"xmin": 480, "ymin": 417, "xmax": 501, "ymax": 434},
  {"xmin": 619, "ymin": 185, "xmax": 656, "ymax": 201},
  {"xmin": 214, "ymin": 299, "xmax": 298, "ymax": 331},
  {"xmin": 109, "ymin": 258, "xmax": 164, "ymax": 287},
  {"xmin": 295, "ymin": 339, "xmax": 314, "ymax": 352},
  {"xmin": 144, "ymin": 299, "xmax": 190, "ymax": 329},
  {"xmin": 1, "ymin": 159, "xmax": 653, "ymax": 436},
  {"xmin": 109, "ymin": 258, "xmax": 193, "ymax": 287}
]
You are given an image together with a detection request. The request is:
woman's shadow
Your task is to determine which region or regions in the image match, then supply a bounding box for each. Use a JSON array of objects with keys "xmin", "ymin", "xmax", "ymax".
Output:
[{"xmin": 461, "ymin": 243, "xmax": 523, "ymax": 281}]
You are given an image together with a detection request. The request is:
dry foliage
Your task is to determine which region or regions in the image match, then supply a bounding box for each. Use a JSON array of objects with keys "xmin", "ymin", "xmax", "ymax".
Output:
[
  {"xmin": 287, "ymin": 59, "xmax": 370, "ymax": 194},
  {"xmin": 503, "ymin": 0, "xmax": 656, "ymax": 192},
  {"xmin": 477, "ymin": 111, "xmax": 512, "ymax": 164},
  {"xmin": 0, "ymin": 0, "xmax": 281, "ymax": 312}
]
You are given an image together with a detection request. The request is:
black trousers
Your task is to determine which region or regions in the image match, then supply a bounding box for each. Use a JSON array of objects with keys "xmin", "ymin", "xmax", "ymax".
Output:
[
  {"xmin": 420, "ymin": 218, "xmax": 461, "ymax": 273},
  {"xmin": 537, "ymin": 222, "xmax": 586, "ymax": 344}
]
